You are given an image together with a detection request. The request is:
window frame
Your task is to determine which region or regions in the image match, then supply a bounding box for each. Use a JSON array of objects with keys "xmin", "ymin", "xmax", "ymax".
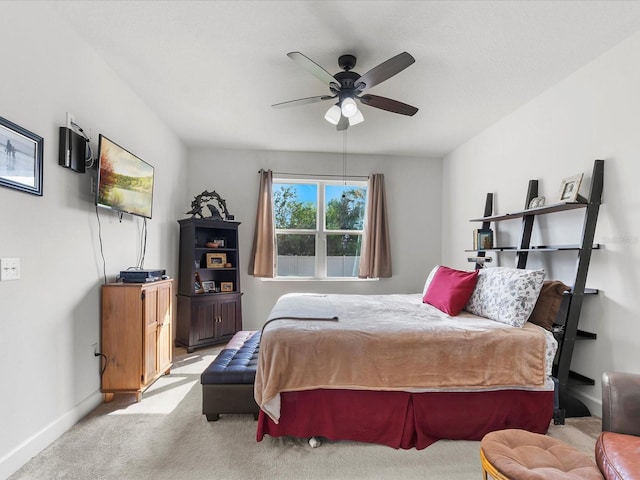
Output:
[{"xmin": 271, "ymin": 177, "xmax": 369, "ymax": 281}]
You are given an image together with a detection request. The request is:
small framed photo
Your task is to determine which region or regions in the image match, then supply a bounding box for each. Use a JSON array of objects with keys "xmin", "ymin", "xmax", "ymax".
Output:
[
  {"xmin": 213, "ymin": 238, "xmax": 225, "ymax": 248},
  {"xmin": 220, "ymin": 282, "xmax": 233, "ymax": 292},
  {"xmin": 0, "ymin": 117, "xmax": 44, "ymax": 196},
  {"xmin": 206, "ymin": 252, "xmax": 227, "ymax": 268},
  {"xmin": 201, "ymin": 281, "xmax": 215, "ymax": 293},
  {"xmin": 558, "ymin": 173, "xmax": 583, "ymax": 203},
  {"xmin": 476, "ymin": 229, "xmax": 494, "ymax": 250}
]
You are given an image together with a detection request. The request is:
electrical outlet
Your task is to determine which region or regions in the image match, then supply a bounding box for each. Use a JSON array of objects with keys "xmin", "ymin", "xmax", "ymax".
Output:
[
  {"xmin": 0, "ymin": 258, "xmax": 20, "ymax": 281},
  {"xmin": 91, "ymin": 342, "xmax": 99, "ymax": 356},
  {"xmin": 66, "ymin": 112, "xmax": 75, "ymax": 130}
]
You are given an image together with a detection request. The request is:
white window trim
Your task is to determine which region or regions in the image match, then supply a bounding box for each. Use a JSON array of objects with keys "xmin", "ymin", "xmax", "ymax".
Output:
[{"xmin": 270, "ymin": 177, "xmax": 369, "ymax": 281}]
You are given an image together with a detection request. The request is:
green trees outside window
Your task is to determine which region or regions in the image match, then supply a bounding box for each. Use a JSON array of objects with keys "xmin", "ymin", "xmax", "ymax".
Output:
[{"xmin": 273, "ymin": 181, "xmax": 367, "ymax": 277}]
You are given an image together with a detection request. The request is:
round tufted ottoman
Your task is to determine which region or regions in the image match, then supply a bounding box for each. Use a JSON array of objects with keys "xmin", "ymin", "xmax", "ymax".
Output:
[{"xmin": 480, "ymin": 429, "xmax": 603, "ymax": 480}]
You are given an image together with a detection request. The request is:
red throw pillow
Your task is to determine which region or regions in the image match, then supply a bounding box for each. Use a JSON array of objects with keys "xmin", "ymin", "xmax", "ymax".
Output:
[{"xmin": 423, "ymin": 266, "xmax": 479, "ymax": 316}]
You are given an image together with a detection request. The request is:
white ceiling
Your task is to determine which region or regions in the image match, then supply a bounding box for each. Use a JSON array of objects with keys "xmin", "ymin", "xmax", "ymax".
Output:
[{"xmin": 51, "ymin": 1, "xmax": 640, "ymax": 158}]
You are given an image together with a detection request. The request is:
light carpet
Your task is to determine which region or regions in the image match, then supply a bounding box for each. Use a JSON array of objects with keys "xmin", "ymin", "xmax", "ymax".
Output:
[{"xmin": 9, "ymin": 346, "xmax": 601, "ymax": 480}]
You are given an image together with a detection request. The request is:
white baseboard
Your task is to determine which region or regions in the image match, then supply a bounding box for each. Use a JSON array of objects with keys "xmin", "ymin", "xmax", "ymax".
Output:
[
  {"xmin": 568, "ymin": 388, "xmax": 602, "ymax": 418},
  {"xmin": 0, "ymin": 391, "xmax": 103, "ymax": 479}
]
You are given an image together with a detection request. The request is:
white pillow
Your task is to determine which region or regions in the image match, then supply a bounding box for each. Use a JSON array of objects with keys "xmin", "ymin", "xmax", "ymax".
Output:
[
  {"xmin": 465, "ymin": 267, "xmax": 545, "ymax": 327},
  {"xmin": 422, "ymin": 265, "xmax": 440, "ymax": 297}
]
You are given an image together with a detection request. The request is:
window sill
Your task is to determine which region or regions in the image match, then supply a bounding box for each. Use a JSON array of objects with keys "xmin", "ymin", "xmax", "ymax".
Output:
[{"xmin": 260, "ymin": 277, "xmax": 379, "ymax": 282}]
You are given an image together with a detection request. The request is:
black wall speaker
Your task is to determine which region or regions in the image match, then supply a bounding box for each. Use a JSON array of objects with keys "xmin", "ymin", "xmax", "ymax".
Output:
[{"xmin": 58, "ymin": 127, "xmax": 86, "ymax": 173}]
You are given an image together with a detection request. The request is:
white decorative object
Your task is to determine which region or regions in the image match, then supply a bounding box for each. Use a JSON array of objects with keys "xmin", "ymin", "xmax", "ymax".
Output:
[{"xmin": 528, "ymin": 196, "xmax": 546, "ymax": 209}]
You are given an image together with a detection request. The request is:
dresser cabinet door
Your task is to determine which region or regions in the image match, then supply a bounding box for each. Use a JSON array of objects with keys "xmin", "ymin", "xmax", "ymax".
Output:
[
  {"xmin": 191, "ymin": 298, "xmax": 217, "ymax": 345},
  {"xmin": 217, "ymin": 296, "xmax": 240, "ymax": 340},
  {"xmin": 156, "ymin": 281, "xmax": 173, "ymax": 374}
]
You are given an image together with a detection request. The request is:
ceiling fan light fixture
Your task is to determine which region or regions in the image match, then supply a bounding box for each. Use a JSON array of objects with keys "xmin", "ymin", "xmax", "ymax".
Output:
[
  {"xmin": 341, "ymin": 97, "xmax": 358, "ymax": 118},
  {"xmin": 276, "ymin": 51, "xmax": 419, "ymax": 130},
  {"xmin": 324, "ymin": 104, "xmax": 341, "ymax": 125},
  {"xmin": 348, "ymin": 110, "xmax": 364, "ymax": 126}
]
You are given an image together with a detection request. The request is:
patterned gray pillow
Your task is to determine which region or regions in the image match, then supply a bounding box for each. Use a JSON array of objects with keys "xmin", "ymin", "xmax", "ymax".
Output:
[{"xmin": 465, "ymin": 267, "xmax": 545, "ymax": 327}]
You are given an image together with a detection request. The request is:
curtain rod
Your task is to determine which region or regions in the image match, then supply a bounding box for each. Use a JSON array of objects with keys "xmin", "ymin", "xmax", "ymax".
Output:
[{"xmin": 258, "ymin": 169, "xmax": 369, "ymax": 179}]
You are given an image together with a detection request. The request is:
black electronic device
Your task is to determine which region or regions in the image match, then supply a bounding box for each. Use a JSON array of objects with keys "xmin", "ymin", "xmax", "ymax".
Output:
[
  {"xmin": 58, "ymin": 127, "xmax": 86, "ymax": 173},
  {"xmin": 120, "ymin": 269, "xmax": 166, "ymax": 283}
]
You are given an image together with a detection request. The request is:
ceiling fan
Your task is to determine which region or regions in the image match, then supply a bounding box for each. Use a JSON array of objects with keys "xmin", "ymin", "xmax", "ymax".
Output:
[{"xmin": 272, "ymin": 51, "xmax": 419, "ymax": 131}]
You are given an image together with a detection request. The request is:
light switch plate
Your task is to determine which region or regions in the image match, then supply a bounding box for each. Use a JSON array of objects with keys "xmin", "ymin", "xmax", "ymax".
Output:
[{"xmin": 0, "ymin": 258, "xmax": 20, "ymax": 281}]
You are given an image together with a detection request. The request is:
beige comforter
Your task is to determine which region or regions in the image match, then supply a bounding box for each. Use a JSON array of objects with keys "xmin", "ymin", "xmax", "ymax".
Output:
[{"xmin": 255, "ymin": 293, "xmax": 555, "ymax": 422}]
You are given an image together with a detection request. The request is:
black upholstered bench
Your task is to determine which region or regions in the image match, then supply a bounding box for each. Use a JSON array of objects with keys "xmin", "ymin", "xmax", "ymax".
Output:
[{"xmin": 201, "ymin": 330, "xmax": 261, "ymax": 421}]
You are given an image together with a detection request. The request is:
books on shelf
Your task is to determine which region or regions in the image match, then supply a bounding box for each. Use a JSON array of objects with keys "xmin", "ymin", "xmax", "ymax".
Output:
[{"xmin": 473, "ymin": 228, "xmax": 494, "ymax": 250}]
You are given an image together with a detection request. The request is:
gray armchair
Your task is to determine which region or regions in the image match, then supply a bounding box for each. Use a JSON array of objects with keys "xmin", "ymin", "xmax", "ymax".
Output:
[{"xmin": 596, "ymin": 371, "xmax": 640, "ymax": 479}]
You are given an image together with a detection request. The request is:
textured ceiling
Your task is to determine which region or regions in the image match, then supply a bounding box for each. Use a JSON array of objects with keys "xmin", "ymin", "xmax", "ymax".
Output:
[{"xmin": 51, "ymin": 1, "xmax": 640, "ymax": 158}]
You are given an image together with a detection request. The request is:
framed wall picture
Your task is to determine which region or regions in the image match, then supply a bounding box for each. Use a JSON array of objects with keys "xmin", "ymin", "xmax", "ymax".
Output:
[
  {"xmin": 558, "ymin": 173, "xmax": 583, "ymax": 203},
  {"xmin": 0, "ymin": 117, "xmax": 43, "ymax": 196},
  {"xmin": 220, "ymin": 282, "xmax": 233, "ymax": 292},
  {"xmin": 206, "ymin": 252, "xmax": 227, "ymax": 268}
]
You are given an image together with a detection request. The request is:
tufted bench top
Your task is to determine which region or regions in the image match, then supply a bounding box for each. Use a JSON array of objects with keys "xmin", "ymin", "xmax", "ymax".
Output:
[{"xmin": 201, "ymin": 331, "xmax": 261, "ymax": 385}]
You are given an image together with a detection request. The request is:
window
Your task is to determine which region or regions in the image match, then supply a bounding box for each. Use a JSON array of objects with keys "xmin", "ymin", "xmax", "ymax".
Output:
[{"xmin": 273, "ymin": 179, "xmax": 367, "ymax": 278}]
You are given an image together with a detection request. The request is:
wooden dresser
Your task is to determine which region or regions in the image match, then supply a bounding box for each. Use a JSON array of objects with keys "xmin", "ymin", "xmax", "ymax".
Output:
[{"xmin": 100, "ymin": 279, "xmax": 173, "ymax": 402}]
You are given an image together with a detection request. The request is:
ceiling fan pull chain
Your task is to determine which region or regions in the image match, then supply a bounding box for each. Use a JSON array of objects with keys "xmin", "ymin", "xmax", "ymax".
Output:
[{"xmin": 343, "ymin": 130, "xmax": 347, "ymax": 187}]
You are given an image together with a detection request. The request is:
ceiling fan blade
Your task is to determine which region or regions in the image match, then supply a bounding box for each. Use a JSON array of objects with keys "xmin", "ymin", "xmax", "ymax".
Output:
[
  {"xmin": 359, "ymin": 94, "xmax": 418, "ymax": 116},
  {"xmin": 336, "ymin": 115, "xmax": 349, "ymax": 131},
  {"xmin": 355, "ymin": 52, "xmax": 415, "ymax": 91},
  {"xmin": 271, "ymin": 95, "xmax": 334, "ymax": 109},
  {"xmin": 287, "ymin": 52, "xmax": 338, "ymax": 86}
]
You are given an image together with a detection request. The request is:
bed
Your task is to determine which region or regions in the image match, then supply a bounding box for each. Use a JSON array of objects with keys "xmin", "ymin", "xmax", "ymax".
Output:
[{"xmin": 254, "ymin": 267, "xmax": 560, "ymax": 449}]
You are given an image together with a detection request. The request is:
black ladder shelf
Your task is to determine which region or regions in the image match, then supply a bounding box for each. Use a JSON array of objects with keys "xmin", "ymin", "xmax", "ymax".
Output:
[{"xmin": 469, "ymin": 159, "xmax": 604, "ymax": 422}]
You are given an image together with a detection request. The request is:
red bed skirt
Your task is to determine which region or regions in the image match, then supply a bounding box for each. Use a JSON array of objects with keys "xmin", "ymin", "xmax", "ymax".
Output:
[{"xmin": 256, "ymin": 388, "xmax": 553, "ymax": 449}]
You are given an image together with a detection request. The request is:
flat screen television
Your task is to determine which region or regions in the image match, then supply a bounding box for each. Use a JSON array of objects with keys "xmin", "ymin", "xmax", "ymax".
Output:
[{"xmin": 96, "ymin": 135, "xmax": 154, "ymax": 219}]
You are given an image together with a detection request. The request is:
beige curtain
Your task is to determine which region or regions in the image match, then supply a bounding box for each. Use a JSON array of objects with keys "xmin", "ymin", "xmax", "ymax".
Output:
[
  {"xmin": 248, "ymin": 169, "xmax": 275, "ymax": 277},
  {"xmin": 359, "ymin": 173, "xmax": 392, "ymax": 278}
]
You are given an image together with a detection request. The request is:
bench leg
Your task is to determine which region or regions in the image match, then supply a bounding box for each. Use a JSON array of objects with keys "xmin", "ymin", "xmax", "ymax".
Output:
[{"xmin": 206, "ymin": 413, "xmax": 220, "ymax": 422}]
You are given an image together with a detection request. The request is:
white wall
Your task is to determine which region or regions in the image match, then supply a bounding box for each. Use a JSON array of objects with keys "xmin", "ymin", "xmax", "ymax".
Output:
[
  {"xmin": 0, "ymin": 4, "xmax": 187, "ymax": 478},
  {"xmin": 187, "ymin": 148, "xmax": 442, "ymax": 329},
  {"xmin": 442, "ymin": 31, "xmax": 640, "ymax": 416},
  {"xmin": 9, "ymin": 1, "xmax": 635, "ymax": 474}
]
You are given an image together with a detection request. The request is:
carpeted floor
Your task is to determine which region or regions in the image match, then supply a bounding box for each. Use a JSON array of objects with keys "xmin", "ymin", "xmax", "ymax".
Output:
[{"xmin": 9, "ymin": 346, "xmax": 602, "ymax": 480}]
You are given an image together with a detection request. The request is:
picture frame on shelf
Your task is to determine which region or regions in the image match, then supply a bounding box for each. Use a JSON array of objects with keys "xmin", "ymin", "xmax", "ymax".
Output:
[
  {"xmin": 206, "ymin": 252, "xmax": 227, "ymax": 268},
  {"xmin": 194, "ymin": 272, "xmax": 205, "ymax": 294},
  {"xmin": 558, "ymin": 173, "xmax": 583, "ymax": 202},
  {"xmin": 0, "ymin": 116, "xmax": 44, "ymax": 196},
  {"xmin": 220, "ymin": 282, "xmax": 233, "ymax": 292},
  {"xmin": 213, "ymin": 238, "xmax": 225, "ymax": 247},
  {"xmin": 201, "ymin": 281, "xmax": 215, "ymax": 293},
  {"xmin": 476, "ymin": 229, "xmax": 494, "ymax": 250}
]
